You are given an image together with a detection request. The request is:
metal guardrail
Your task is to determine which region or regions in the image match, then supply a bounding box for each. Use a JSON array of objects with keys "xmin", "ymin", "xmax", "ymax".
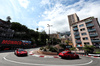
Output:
[{"xmin": 88, "ymin": 54, "xmax": 100, "ymax": 57}]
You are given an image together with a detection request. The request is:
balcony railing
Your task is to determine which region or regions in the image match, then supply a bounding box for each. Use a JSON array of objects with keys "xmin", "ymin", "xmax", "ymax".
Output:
[
  {"xmin": 91, "ymin": 40, "xmax": 100, "ymax": 42},
  {"xmin": 89, "ymin": 33, "xmax": 98, "ymax": 37},
  {"xmin": 73, "ymin": 27, "xmax": 78, "ymax": 31},
  {"xmin": 85, "ymin": 20, "xmax": 92, "ymax": 23},
  {"xmin": 73, "ymin": 25, "xmax": 77, "ymax": 27},
  {"xmin": 75, "ymin": 36, "xmax": 80, "ymax": 39},
  {"xmin": 76, "ymin": 40, "xmax": 81, "ymax": 43},
  {"xmin": 74, "ymin": 32, "xmax": 79, "ymax": 35},
  {"xmin": 88, "ymin": 28, "xmax": 96, "ymax": 32},
  {"xmin": 0, "ymin": 27, "xmax": 4, "ymax": 31},
  {"xmin": 86, "ymin": 24, "xmax": 94, "ymax": 27},
  {"xmin": 7, "ymin": 29, "xmax": 14, "ymax": 33}
]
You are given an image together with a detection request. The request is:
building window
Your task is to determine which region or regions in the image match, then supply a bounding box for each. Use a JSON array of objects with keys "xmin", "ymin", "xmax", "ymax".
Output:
[
  {"xmin": 83, "ymin": 37, "xmax": 88, "ymax": 40},
  {"xmin": 80, "ymin": 28, "xmax": 85, "ymax": 31},
  {"xmin": 81, "ymin": 32, "xmax": 87, "ymax": 35},
  {"xmin": 79, "ymin": 24, "xmax": 84, "ymax": 27},
  {"xmin": 84, "ymin": 42, "xmax": 89, "ymax": 45}
]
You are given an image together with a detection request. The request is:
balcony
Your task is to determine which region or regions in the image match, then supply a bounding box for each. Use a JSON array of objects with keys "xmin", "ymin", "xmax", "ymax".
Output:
[
  {"xmin": 91, "ymin": 40, "xmax": 100, "ymax": 42},
  {"xmin": 76, "ymin": 40, "xmax": 81, "ymax": 43},
  {"xmin": 75, "ymin": 36, "xmax": 80, "ymax": 39},
  {"xmin": 85, "ymin": 20, "xmax": 92, "ymax": 23},
  {"xmin": 86, "ymin": 24, "xmax": 94, "ymax": 27},
  {"xmin": 89, "ymin": 33, "xmax": 98, "ymax": 37},
  {"xmin": 0, "ymin": 27, "xmax": 4, "ymax": 31},
  {"xmin": 73, "ymin": 27, "xmax": 78, "ymax": 31},
  {"xmin": 76, "ymin": 44, "xmax": 82, "ymax": 47},
  {"xmin": 7, "ymin": 29, "xmax": 14, "ymax": 33},
  {"xmin": 73, "ymin": 25, "xmax": 77, "ymax": 27},
  {"xmin": 88, "ymin": 29, "xmax": 96, "ymax": 32},
  {"xmin": 74, "ymin": 32, "xmax": 79, "ymax": 35}
]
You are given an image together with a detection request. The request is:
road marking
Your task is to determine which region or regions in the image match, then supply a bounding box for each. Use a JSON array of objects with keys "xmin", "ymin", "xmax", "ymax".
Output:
[
  {"xmin": 3, "ymin": 56, "xmax": 93, "ymax": 66},
  {"xmin": 3, "ymin": 57, "xmax": 45, "ymax": 66},
  {"xmin": 44, "ymin": 56, "xmax": 54, "ymax": 58}
]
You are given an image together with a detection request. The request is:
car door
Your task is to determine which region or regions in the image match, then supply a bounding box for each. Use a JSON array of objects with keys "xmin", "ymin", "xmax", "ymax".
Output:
[{"xmin": 67, "ymin": 52, "xmax": 74, "ymax": 58}]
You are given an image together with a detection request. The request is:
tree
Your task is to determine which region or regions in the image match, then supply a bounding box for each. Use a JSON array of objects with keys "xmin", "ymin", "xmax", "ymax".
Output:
[
  {"xmin": 7, "ymin": 16, "xmax": 11, "ymax": 22},
  {"xmin": 66, "ymin": 38, "xmax": 70, "ymax": 45},
  {"xmin": 70, "ymin": 47, "xmax": 76, "ymax": 51},
  {"xmin": 83, "ymin": 45, "xmax": 95, "ymax": 54},
  {"xmin": 36, "ymin": 28, "xmax": 38, "ymax": 31},
  {"xmin": 11, "ymin": 22, "xmax": 48, "ymax": 46}
]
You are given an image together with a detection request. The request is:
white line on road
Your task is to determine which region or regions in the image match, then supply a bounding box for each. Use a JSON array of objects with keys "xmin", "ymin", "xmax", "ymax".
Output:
[{"xmin": 3, "ymin": 56, "xmax": 93, "ymax": 66}]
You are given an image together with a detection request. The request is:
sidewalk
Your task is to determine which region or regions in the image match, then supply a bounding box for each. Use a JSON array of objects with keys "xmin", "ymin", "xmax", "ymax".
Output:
[{"xmin": 29, "ymin": 50, "xmax": 59, "ymax": 58}]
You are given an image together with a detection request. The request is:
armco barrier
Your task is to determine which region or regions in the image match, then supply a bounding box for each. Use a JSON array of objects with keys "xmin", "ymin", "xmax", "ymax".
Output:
[
  {"xmin": 79, "ymin": 54, "xmax": 100, "ymax": 59},
  {"xmin": 88, "ymin": 54, "xmax": 100, "ymax": 57}
]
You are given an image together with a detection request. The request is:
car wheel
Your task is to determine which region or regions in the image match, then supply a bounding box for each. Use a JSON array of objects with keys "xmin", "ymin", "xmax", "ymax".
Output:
[
  {"xmin": 26, "ymin": 54, "xmax": 28, "ymax": 56},
  {"xmin": 67, "ymin": 55, "xmax": 70, "ymax": 59},
  {"xmin": 61, "ymin": 56, "xmax": 65, "ymax": 59},
  {"xmin": 76, "ymin": 55, "xmax": 79, "ymax": 59}
]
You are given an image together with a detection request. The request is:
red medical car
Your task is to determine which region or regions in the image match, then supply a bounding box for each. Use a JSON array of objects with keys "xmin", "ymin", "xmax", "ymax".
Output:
[
  {"xmin": 59, "ymin": 50, "xmax": 79, "ymax": 59},
  {"xmin": 14, "ymin": 49, "xmax": 28, "ymax": 56}
]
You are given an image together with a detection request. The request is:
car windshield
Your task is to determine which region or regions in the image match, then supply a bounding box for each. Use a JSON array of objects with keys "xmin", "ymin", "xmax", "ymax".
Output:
[
  {"xmin": 62, "ymin": 52, "xmax": 66, "ymax": 53},
  {"xmin": 18, "ymin": 49, "xmax": 25, "ymax": 52},
  {"xmin": 67, "ymin": 52, "xmax": 74, "ymax": 54}
]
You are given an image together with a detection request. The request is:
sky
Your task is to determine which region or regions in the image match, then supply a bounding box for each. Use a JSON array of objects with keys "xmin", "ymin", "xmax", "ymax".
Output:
[{"xmin": 0, "ymin": 0, "xmax": 100, "ymax": 34}]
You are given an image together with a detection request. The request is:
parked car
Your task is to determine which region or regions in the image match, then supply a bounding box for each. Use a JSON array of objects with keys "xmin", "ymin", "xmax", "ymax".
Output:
[
  {"xmin": 59, "ymin": 50, "xmax": 79, "ymax": 59},
  {"xmin": 14, "ymin": 48, "xmax": 28, "ymax": 56}
]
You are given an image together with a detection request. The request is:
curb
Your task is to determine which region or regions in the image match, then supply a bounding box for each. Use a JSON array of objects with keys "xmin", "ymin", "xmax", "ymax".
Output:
[
  {"xmin": 29, "ymin": 51, "xmax": 60, "ymax": 58},
  {"xmin": 29, "ymin": 51, "xmax": 100, "ymax": 59},
  {"xmin": 79, "ymin": 54, "xmax": 100, "ymax": 59}
]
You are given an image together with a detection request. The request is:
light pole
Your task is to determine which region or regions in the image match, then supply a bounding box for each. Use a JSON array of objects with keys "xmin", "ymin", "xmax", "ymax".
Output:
[{"xmin": 47, "ymin": 24, "xmax": 52, "ymax": 46}]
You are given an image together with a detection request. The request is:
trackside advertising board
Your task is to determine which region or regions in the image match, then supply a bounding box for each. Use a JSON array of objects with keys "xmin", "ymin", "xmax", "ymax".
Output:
[{"xmin": 0, "ymin": 38, "xmax": 31, "ymax": 46}]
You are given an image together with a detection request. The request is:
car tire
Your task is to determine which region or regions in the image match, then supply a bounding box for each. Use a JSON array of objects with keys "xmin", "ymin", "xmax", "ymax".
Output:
[
  {"xmin": 26, "ymin": 54, "xmax": 28, "ymax": 56},
  {"xmin": 67, "ymin": 55, "xmax": 70, "ymax": 59},
  {"xmin": 76, "ymin": 55, "xmax": 79, "ymax": 59},
  {"xmin": 61, "ymin": 56, "xmax": 65, "ymax": 59}
]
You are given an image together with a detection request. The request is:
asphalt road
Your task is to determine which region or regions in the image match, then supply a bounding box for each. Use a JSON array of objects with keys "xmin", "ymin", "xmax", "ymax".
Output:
[{"xmin": 0, "ymin": 48, "xmax": 100, "ymax": 66}]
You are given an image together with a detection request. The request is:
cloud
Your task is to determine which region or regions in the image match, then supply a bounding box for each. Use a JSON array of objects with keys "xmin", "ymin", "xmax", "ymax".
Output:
[
  {"xmin": 40, "ymin": 0, "xmax": 50, "ymax": 5},
  {"xmin": 18, "ymin": 0, "xmax": 29, "ymax": 9},
  {"xmin": 38, "ymin": 0, "xmax": 100, "ymax": 34},
  {"xmin": 31, "ymin": 7, "xmax": 34, "ymax": 11}
]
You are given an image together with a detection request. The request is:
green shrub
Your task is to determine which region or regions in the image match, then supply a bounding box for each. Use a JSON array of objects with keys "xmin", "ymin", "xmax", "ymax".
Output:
[
  {"xmin": 40, "ymin": 47, "xmax": 44, "ymax": 50},
  {"xmin": 59, "ymin": 44, "xmax": 66, "ymax": 49},
  {"xmin": 69, "ymin": 47, "xmax": 76, "ymax": 51},
  {"xmin": 83, "ymin": 45, "xmax": 95, "ymax": 54},
  {"xmin": 95, "ymin": 49, "xmax": 100, "ymax": 54},
  {"xmin": 45, "ymin": 45, "xmax": 50, "ymax": 49},
  {"xmin": 49, "ymin": 47, "xmax": 58, "ymax": 52},
  {"xmin": 44, "ymin": 48, "xmax": 47, "ymax": 51}
]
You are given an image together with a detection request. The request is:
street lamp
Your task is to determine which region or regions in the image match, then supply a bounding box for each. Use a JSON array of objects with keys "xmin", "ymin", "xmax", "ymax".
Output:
[{"xmin": 47, "ymin": 24, "xmax": 52, "ymax": 45}]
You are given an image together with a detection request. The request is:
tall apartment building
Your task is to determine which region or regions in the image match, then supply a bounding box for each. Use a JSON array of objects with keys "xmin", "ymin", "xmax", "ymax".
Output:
[
  {"xmin": 0, "ymin": 19, "xmax": 14, "ymax": 38},
  {"xmin": 68, "ymin": 13, "xmax": 100, "ymax": 50}
]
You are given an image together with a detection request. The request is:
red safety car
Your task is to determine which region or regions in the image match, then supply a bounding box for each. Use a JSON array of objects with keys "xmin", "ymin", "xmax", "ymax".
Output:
[
  {"xmin": 59, "ymin": 50, "xmax": 79, "ymax": 59},
  {"xmin": 14, "ymin": 49, "xmax": 28, "ymax": 56}
]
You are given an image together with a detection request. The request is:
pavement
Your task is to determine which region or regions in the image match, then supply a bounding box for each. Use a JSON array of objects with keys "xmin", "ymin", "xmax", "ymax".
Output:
[{"xmin": 29, "ymin": 50, "xmax": 60, "ymax": 58}]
